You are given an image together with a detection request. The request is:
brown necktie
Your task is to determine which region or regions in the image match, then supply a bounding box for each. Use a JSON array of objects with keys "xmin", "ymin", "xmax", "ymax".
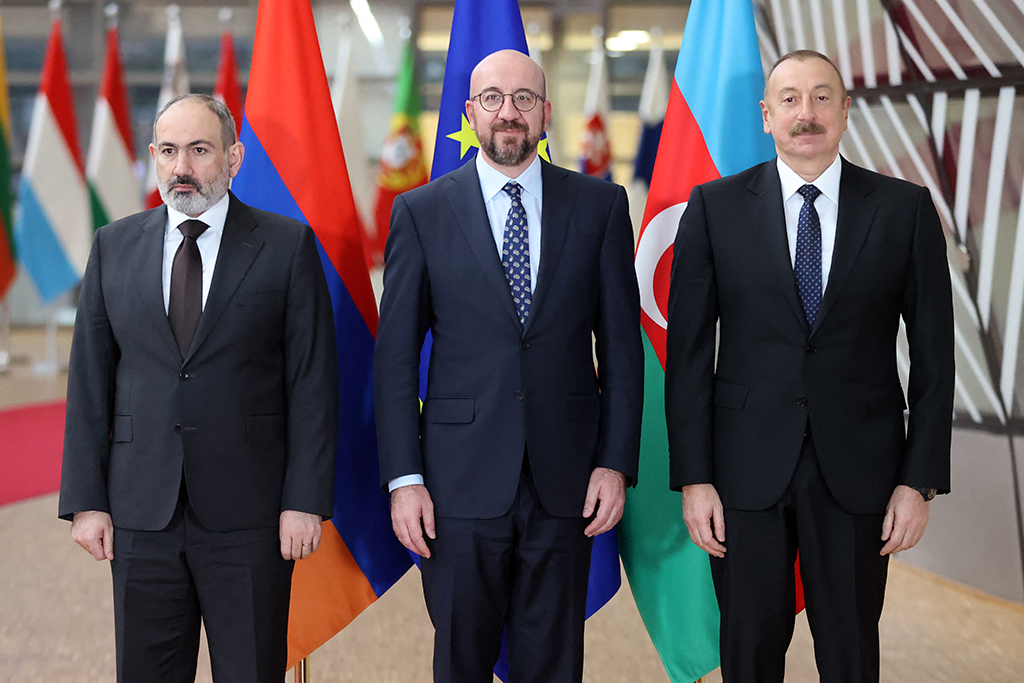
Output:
[{"xmin": 168, "ymin": 219, "xmax": 209, "ymax": 357}]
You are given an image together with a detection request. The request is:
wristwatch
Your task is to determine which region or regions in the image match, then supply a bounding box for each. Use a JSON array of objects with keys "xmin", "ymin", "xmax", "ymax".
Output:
[{"xmin": 912, "ymin": 486, "xmax": 937, "ymax": 502}]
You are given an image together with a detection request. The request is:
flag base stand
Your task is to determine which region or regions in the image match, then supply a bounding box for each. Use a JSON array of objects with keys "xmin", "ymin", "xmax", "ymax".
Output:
[
  {"xmin": 292, "ymin": 657, "xmax": 309, "ymax": 683},
  {"xmin": 31, "ymin": 305, "xmax": 70, "ymax": 376}
]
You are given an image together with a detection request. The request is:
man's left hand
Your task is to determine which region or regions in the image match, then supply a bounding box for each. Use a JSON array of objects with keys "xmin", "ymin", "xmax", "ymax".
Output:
[
  {"xmin": 582, "ymin": 467, "xmax": 627, "ymax": 537},
  {"xmin": 880, "ymin": 484, "xmax": 930, "ymax": 555},
  {"xmin": 280, "ymin": 510, "xmax": 323, "ymax": 560}
]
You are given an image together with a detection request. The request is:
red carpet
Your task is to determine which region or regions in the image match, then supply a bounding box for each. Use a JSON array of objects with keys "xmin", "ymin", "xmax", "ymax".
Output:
[{"xmin": 0, "ymin": 400, "xmax": 66, "ymax": 506}]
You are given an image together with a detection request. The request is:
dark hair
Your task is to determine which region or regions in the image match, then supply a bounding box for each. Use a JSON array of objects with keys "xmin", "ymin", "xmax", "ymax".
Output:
[
  {"xmin": 152, "ymin": 93, "xmax": 237, "ymax": 151},
  {"xmin": 765, "ymin": 50, "xmax": 849, "ymax": 100}
]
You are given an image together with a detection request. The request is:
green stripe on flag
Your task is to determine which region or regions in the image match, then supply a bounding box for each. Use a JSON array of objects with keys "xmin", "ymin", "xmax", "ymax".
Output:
[
  {"xmin": 619, "ymin": 331, "xmax": 720, "ymax": 682},
  {"xmin": 88, "ymin": 182, "xmax": 111, "ymax": 232}
]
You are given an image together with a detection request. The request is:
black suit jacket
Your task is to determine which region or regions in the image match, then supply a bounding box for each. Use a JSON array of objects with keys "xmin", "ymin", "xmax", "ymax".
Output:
[
  {"xmin": 59, "ymin": 192, "xmax": 338, "ymax": 532},
  {"xmin": 374, "ymin": 158, "xmax": 644, "ymax": 519},
  {"xmin": 665, "ymin": 158, "xmax": 954, "ymax": 515}
]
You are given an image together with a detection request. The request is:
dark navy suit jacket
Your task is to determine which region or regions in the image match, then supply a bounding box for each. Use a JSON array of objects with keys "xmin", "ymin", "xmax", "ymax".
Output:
[{"xmin": 374, "ymin": 158, "xmax": 644, "ymax": 519}]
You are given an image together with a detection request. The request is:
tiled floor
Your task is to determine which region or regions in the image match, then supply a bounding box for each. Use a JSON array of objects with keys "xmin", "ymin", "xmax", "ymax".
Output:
[{"xmin": 2, "ymin": 326, "xmax": 1023, "ymax": 682}]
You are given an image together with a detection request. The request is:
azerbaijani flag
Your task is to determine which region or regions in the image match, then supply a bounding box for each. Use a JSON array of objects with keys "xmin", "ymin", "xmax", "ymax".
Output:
[
  {"xmin": 0, "ymin": 13, "xmax": 17, "ymax": 299},
  {"xmin": 429, "ymin": 2, "xmax": 616, "ymax": 679},
  {"xmin": 617, "ymin": 0, "xmax": 776, "ymax": 680},
  {"xmin": 14, "ymin": 16, "xmax": 91, "ymax": 303},
  {"xmin": 231, "ymin": 0, "xmax": 411, "ymax": 667},
  {"xmin": 87, "ymin": 16, "xmax": 141, "ymax": 232}
]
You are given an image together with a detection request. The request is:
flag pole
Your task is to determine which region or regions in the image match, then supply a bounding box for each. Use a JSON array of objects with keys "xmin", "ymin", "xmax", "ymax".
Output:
[
  {"xmin": 0, "ymin": 295, "xmax": 11, "ymax": 372},
  {"xmin": 293, "ymin": 657, "xmax": 310, "ymax": 683}
]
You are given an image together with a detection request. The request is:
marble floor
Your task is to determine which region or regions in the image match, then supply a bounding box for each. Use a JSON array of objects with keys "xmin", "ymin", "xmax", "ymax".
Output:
[{"xmin": 2, "ymin": 326, "xmax": 1023, "ymax": 682}]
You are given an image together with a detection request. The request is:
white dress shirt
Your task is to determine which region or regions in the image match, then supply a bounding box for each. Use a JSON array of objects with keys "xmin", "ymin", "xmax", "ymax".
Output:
[
  {"xmin": 161, "ymin": 193, "xmax": 230, "ymax": 314},
  {"xmin": 388, "ymin": 152, "xmax": 545, "ymax": 493},
  {"xmin": 476, "ymin": 151, "xmax": 544, "ymax": 289},
  {"xmin": 777, "ymin": 154, "xmax": 842, "ymax": 294}
]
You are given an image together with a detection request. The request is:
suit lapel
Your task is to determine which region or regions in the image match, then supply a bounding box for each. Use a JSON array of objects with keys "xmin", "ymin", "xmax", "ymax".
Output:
[
  {"xmin": 185, "ymin": 193, "xmax": 263, "ymax": 362},
  {"xmin": 138, "ymin": 206, "xmax": 182, "ymax": 359},
  {"xmin": 445, "ymin": 160, "xmax": 522, "ymax": 328},
  {"xmin": 749, "ymin": 161, "xmax": 808, "ymax": 331},
  {"xmin": 526, "ymin": 161, "xmax": 572, "ymax": 333},
  {"xmin": 813, "ymin": 158, "xmax": 877, "ymax": 335}
]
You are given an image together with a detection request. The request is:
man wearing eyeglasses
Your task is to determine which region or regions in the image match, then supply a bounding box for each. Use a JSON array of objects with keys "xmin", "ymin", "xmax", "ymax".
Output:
[{"xmin": 374, "ymin": 49, "xmax": 643, "ymax": 683}]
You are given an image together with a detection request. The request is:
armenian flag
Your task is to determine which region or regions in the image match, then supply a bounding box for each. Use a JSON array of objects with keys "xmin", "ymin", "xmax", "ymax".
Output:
[{"xmin": 230, "ymin": 0, "xmax": 411, "ymax": 667}]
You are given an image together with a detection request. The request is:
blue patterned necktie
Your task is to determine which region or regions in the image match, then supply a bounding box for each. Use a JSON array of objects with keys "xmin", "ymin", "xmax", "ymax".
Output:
[
  {"xmin": 501, "ymin": 181, "xmax": 531, "ymax": 325},
  {"xmin": 794, "ymin": 184, "xmax": 822, "ymax": 328}
]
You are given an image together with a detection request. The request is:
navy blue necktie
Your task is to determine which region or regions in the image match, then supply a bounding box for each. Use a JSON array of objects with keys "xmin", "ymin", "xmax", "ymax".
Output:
[
  {"xmin": 795, "ymin": 184, "xmax": 822, "ymax": 328},
  {"xmin": 501, "ymin": 182, "xmax": 531, "ymax": 325}
]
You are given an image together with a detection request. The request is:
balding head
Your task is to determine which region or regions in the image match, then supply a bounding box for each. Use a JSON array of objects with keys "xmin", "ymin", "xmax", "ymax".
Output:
[{"xmin": 470, "ymin": 49, "xmax": 546, "ymax": 100}]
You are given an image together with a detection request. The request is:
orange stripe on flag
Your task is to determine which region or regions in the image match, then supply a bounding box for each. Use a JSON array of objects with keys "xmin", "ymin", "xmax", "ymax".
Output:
[{"xmin": 286, "ymin": 521, "xmax": 379, "ymax": 668}]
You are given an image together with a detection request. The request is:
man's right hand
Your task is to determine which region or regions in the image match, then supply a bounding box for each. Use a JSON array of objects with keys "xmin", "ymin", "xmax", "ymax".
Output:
[
  {"xmin": 391, "ymin": 484, "xmax": 435, "ymax": 558},
  {"xmin": 681, "ymin": 483, "xmax": 727, "ymax": 558},
  {"xmin": 70, "ymin": 510, "xmax": 114, "ymax": 561}
]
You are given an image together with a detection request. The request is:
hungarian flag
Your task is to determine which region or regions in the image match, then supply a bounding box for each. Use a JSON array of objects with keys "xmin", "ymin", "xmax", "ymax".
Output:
[
  {"xmin": 617, "ymin": 0, "xmax": 776, "ymax": 681},
  {"xmin": 143, "ymin": 5, "xmax": 189, "ymax": 210},
  {"xmin": 14, "ymin": 16, "xmax": 90, "ymax": 303},
  {"xmin": 213, "ymin": 17, "xmax": 243, "ymax": 130},
  {"xmin": 0, "ymin": 13, "xmax": 17, "ymax": 298},
  {"xmin": 86, "ymin": 14, "xmax": 141, "ymax": 232},
  {"xmin": 372, "ymin": 37, "xmax": 428, "ymax": 265},
  {"xmin": 230, "ymin": 0, "xmax": 411, "ymax": 667}
]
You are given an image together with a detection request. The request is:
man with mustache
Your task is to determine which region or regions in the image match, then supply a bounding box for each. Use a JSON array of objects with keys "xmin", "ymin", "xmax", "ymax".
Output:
[
  {"xmin": 665, "ymin": 50, "xmax": 955, "ymax": 681},
  {"xmin": 59, "ymin": 94, "xmax": 337, "ymax": 682},
  {"xmin": 374, "ymin": 49, "xmax": 643, "ymax": 682}
]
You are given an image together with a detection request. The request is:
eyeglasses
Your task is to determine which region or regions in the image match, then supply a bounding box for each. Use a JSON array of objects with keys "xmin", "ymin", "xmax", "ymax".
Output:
[{"xmin": 471, "ymin": 88, "xmax": 545, "ymax": 112}]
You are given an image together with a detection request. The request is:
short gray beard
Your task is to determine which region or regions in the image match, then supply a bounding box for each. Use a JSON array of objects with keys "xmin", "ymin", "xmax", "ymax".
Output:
[
  {"xmin": 481, "ymin": 124, "xmax": 539, "ymax": 168},
  {"xmin": 158, "ymin": 169, "xmax": 230, "ymax": 216}
]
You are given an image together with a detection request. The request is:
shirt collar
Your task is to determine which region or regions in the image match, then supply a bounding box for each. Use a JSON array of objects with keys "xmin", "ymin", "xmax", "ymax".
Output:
[
  {"xmin": 777, "ymin": 154, "xmax": 842, "ymax": 205},
  {"xmin": 475, "ymin": 152, "xmax": 543, "ymax": 203},
  {"xmin": 165, "ymin": 191, "xmax": 231, "ymax": 236}
]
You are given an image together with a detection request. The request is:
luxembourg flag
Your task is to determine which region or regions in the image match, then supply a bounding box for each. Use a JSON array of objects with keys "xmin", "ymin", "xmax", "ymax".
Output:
[
  {"xmin": 230, "ymin": 0, "xmax": 411, "ymax": 667},
  {"xmin": 14, "ymin": 16, "xmax": 90, "ymax": 303},
  {"xmin": 87, "ymin": 10, "xmax": 141, "ymax": 231},
  {"xmin": 617, "ymin": 0, "xmax": 775, "ymax": 680}
]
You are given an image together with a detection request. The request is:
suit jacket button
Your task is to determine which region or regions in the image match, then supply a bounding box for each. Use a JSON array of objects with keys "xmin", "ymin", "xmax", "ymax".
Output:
[
  {"xmin": 521, "ymin": 341, "xmax": 530, "ymax": 350},
  {"xmin": 515, "ymin": 390, "xmax": 525, "ymax": 400},
  {"xmin": 796, "ymin": 396, "xmax": 808, "ymax": 407},
  {"xmin": 179, "ymin": 371, "xmax": 190, "ymax": 380},
  {"xmin": 805, "ymin": 344, "xmax": 816, "ymax": 353},
  {"xmin": 175, "ymin": 424, "xmax": 182, "ymax": 434}
]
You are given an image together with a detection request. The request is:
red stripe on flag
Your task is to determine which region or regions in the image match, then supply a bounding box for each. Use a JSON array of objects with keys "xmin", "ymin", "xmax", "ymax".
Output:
[
  {"xmin": 244, "ymin": 0, "xmax": 376, "ymax": 335},
  {"xmin": 41, "ymin": 20, "xmax": 84, "ymax": 175},
  {"xmin": 100, "ymin": 26, "xmax": 134, "ymax": 156},
  {"xmin": 214, "ymin": 31, "xmax": 243, "ymax": 130},
  {"xmin": 640, "ymin": 85, "xmax": 719, "ymax": 232}
]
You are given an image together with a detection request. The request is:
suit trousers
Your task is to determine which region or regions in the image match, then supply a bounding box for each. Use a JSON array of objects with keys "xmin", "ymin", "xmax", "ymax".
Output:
[
  {"xmin": 420, "ymin": 459, "xmax": 594, "ymax": 683},
  {"xmin": 110, "ymin": 485, "xmax": 293, "ymax": 683},
  {"xmin": 710, "ymin": 433, "xmax": 889, "ymax": 683}
]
